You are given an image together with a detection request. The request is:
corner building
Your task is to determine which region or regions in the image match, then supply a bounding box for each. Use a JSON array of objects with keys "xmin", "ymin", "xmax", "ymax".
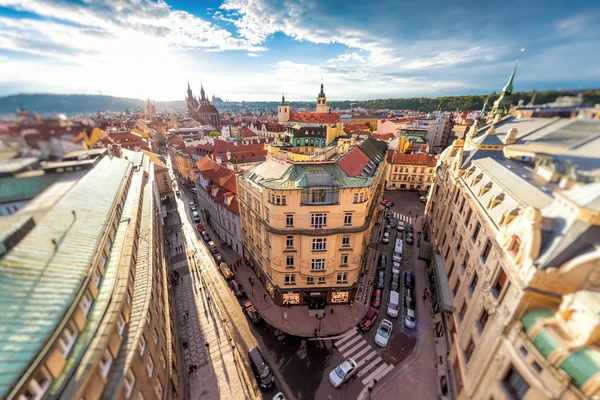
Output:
[
  {"xmin": 0, "ymin": 151, "xmax": 183, "ymax": 400},
  {"xmin": 425, "ymin": 115, "xmax": 600, "ymax": 399},
  {"xmin": 237, "ymin": 139, "xmax": 387, "ymax": 307}
]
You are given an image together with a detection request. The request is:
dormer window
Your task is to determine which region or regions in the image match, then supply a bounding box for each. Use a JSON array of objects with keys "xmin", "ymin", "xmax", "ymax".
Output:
[
  {"xmin": 471, "ymin": 173, "xmax": 483, "ymax": 186},
  {"xmin": 465, "ymin": 166, "xmax": 476, "ymax": 178},
  {"xmin": 479, "ymin": 182, "xmax": 493, "ymax": 196},
  {"xmin": 488, "ymin": 193, "xmax": 504, "ymax": 209}
]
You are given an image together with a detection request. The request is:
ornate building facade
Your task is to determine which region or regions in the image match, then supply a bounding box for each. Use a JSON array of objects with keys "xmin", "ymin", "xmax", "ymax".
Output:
[
  {"xmin": 0, "ymin": 151, "xmax": 184, "ymax": 400},
  {"xmin": 237, "ymin": 139, "xmax": 387, "ymax": 307},
  {"xmin": 424, "ymin": 106, "xmax": 600, "ymax": 399}
]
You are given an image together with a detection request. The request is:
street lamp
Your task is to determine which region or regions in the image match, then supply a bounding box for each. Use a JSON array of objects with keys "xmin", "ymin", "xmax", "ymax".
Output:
[{"xmin": 315, "ymin": 313, "xmax": 326, "ymax": 335}]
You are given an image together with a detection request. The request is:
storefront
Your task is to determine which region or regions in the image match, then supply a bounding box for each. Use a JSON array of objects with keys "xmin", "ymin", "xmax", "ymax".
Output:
[
  {"xmin": 330, "ymin": 290, "xmax": 349, "ymax": 304},
  {"xmin": 282, "ymin": 291, "xmax": 300, "ymax": 306}
]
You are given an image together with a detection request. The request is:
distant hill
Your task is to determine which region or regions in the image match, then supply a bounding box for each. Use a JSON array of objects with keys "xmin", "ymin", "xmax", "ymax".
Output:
[
  {"xmin": 0, "ymin": 94, "xmax": 187, "ymax": 115},
  {"xmin": 1, "ymin": 90, "xmax": 598, "ymax": 115}
]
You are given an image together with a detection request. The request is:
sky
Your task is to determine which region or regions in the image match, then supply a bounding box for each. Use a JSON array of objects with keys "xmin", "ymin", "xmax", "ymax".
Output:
[{"xmin": 0, "ymin": 0, "xmax": 598, "ymax": 101}]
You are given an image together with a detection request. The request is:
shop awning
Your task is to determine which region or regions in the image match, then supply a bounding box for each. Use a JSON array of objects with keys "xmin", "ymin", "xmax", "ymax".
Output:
[{"xmin": 433, "ymin": 253, "xmax": 455, "ymax": 313}]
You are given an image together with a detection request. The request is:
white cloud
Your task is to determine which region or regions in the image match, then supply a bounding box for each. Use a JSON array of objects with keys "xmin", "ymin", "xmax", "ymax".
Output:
[
  {"xmin": 247, "ymin": 52, "xmax": 260, "ymax": 57},
  {"xmin": 327, "ymin": 52, "xmax": 366, "ymax": 64}
]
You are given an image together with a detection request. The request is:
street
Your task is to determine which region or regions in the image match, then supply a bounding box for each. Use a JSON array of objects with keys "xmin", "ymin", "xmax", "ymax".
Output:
[{"xmin": 167, "ymin": 152, "xmax": 428, "ymax": 400}]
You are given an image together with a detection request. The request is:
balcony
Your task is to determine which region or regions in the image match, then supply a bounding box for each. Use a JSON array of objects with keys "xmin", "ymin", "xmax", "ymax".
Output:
[{"xmin": 300, "ymin": 188, "xmax": 340, "ymax": 206}]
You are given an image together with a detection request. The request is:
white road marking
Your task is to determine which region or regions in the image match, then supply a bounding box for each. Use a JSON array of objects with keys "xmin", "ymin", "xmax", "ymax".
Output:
[
  {"xmin": 355, "ymin": 350, "xmax": 378, "ymax": 369},
  {"xmin": 342, "ymin": 339, "xmax": 367, "ymax": 358},
  {"xmin": 334, "ymin": 328, "xmax": 358, "ymax": 347},
  {"xmin": 357, "ymin": 356, "xmax": 383, "ymax": 378},
  {"xmin": 337, "ymin": 334, "xmax": 363, "ymax": 353},
  {"xmin": 349, "ymin": 346, "xmax": 371, "ymax": 364},
  {"xmin": 361, "ymin": 362, "xmax": 389, "ymax": 385}
]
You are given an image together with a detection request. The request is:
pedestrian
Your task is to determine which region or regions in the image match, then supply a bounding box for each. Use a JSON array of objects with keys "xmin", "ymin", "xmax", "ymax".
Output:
[
  {"xmin": 263, "ymin": 293, "xmax": 267, "ymax": 301},
  {"xmin": 314, "ymin": 328, "xmax": 318, "ymax": 339},
  {"xmin": 188, "ymin": 365, "xmax": 193, "ymax": 375},
  {"xmin": 330, "ymin": 307, "xmax": 334, "ymax": 314},
  {"xmin": 350, "ymin": 300, "xmax": 354, "ymax": 307},
  {"xmin": 422, "ymin": 293, "xmax": 427, "ymax": 301},
  {"xmin": 283, "ymin": 311, "xmax": 287, "ymax": 321}
]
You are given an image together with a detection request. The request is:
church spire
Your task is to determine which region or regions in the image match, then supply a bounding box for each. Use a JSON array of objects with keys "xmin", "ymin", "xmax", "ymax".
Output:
[
  {"xmin": 200, "ymin": 83, "xmax": 206, "ymax": 102},
  {"xmin": 502, "ymin": 60, "xmax": 518, "ymax": 95},
  {"xmin": 318, "ymin": 79, "xmax": 326, "ymax": 98},
  {"xmin": 281, "ymin": 93, "xmax": 287, "ymax": 105}
]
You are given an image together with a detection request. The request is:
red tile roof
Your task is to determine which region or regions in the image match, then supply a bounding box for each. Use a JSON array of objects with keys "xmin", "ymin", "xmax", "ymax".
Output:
[
  {"xmin": 386, "ymin": 150, "xmax": 438, "ymax": 167},
  {"xmin": 289, "ymin": 112, "xmax": 340, "ymax": 124},
  {"xmin": 240, "ymin": 127, "xmax": 256, "ymax": 137},
  {"xmin": 371, "ymin": 132, "xmax": 395, "ymax": 141},
  {"xmin": 336, "ymin": 146, "xmax": 371, "ymax": 177}
]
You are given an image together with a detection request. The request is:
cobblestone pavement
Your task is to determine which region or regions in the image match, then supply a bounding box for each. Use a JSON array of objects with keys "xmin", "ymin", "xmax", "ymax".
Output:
[{"xmin": 166, "ymin": 182, "xmax": 255, "ymax": 399}]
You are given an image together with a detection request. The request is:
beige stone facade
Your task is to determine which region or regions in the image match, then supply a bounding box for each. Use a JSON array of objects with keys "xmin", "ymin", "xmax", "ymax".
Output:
[
  {"xmin": 385, "ymin": 151, "xmax": 438, "ymax": 192},
  {"xmin": 1, "ymin": 151, "xmax": 183, "ymax": 400},
  {"xmin": 424, "ymin": 116, "xmax": 600, "ymax": 400},
  {"xmin": 236, "ymin": 139, "xmax": 387, "ymax": 307}
]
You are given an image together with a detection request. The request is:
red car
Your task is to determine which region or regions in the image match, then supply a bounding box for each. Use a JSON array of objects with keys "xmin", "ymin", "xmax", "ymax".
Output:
[
  {"xmin": 371, "ymin": 289, "xmax": 382, "ymax": 308},
  {"xmin": 380, "ymin": 199, "xmax": 390, "ymax": 206},
  {"xmin": 359, "ymin": 307, "xmax": 379, "ymax": 332}
]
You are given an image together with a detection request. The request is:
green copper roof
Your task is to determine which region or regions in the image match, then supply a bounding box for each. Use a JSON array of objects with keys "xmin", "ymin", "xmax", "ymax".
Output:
[
  {"xmin": 0, "ymin": 172, "xmax": 66, "ymax": 204},
  {"xmin": 502, "ymin": 61, "xmax": 518, "ymax": 94},
  {"xmin": 532, "ymin": 330, "xmax": 560, "ymax": 358},
  {"xmin": 559, "ymin": 348, "xmax": 600, "ymax": 388},
  {"xmin": 521, "ymin": 308, "xmax": 554, "ymax": 332},
  {"xmin": 0, "ymin": 157, "xmax": 131, "ymax": 398}
]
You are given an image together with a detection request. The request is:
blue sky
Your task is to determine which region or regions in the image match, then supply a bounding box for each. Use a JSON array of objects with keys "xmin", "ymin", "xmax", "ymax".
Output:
[{"xmin": 0, "ymin": 0, "xmax": 598, "ymax": 101}]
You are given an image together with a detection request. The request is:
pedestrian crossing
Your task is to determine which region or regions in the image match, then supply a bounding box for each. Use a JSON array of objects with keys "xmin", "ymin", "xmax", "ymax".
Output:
[
  {"xmin": 333, "ymin": 328, "xmax": 394, "ymax": 386},
  {"xmin": 391, "ymin": 212, "xmax": 413, "ymax": 224}
]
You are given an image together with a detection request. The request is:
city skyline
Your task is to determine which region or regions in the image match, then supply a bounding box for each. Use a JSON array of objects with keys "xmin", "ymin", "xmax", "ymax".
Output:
[{"xmin": 0, "ymin": 0, "xmax": 599, "ymax": 101}]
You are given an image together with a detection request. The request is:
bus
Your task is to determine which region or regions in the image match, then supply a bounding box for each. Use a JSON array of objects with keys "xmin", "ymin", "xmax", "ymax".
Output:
[{"xmin": 392, "ymin": 238, "xmax": 403, "ymax": 262}]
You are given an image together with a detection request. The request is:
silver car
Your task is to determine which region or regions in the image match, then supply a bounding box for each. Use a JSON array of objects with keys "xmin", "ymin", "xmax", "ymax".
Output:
[
  {"xmin": 375, "ymin": 319, "xmax": 393, "ymax": 347},
  {"xmin": 329, "ymin": 358, "xmax": 358, "ymax": 388}
]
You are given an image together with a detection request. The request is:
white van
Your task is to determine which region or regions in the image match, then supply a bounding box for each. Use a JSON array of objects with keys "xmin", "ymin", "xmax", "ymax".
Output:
[
  {"xmin": 192, "ymin": 211, "xmax": 200, "ymax": 223},
  {"xmin": 392, "ymin": 238, "xmax": 403, "ymax": 262},
  {"xmin": 387, "ymin": 290, "xmax": 400, "ymax": 318}
]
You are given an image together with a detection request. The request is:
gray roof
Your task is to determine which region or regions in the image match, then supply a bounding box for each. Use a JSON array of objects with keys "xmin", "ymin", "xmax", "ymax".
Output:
[
  {"xmin": 0, "ymin": 156, "xmax": 132, "ymax": 397},
  {"xmin": 471, "ymin": 157, "xmax": 554, "ymax": 209},
  {"xmin": 0, "ymin": 158, "xmax": 39, "ymax": 176}
]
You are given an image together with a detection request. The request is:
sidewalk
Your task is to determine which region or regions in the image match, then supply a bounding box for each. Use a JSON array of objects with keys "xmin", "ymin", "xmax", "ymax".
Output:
[
  {"xmin": 199, "ymin": 219, "xmax": 379, "ymax": 338},
  {"xmin": 359, "ymin": 216, "xmax": 439, "ymax": 400}
]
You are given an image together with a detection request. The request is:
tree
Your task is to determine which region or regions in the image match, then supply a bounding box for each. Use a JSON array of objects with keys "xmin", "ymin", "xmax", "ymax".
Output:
[
  {"xmin": 209, "ymin": 131, "xmax": 220, "ymax": 137},
  {"xmin": 365, "ymin": 121, "xmax": 373, "ymax": 131}
]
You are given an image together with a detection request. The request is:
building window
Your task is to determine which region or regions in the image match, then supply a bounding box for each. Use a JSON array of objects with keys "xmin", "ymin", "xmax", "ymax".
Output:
[
  {"xmin": 531, "ymin": 361, "xmax": 542, "ymax": 374},
  {"xmin": 286, "ymin": 236, "xmax": 294, "ymax": 248},
  {"xmin": 458, "ymin": 302, "xmax": 467, "ymax": 322},
  {"xmin": 461, "ymin": 252, "xmax": 470, "ymax": 271},
  {"xmin": 464, "ymin": 208, "xmax": 472, "ymax": 226},
  {"xmin": 160, "ymin": 351, "xmax": 166, "ymax": 370},
  {"xmin": 472, "ymin": 222, "xmax": 481, "ymax": 243},
  {"xmin": 153, "ymin": 329, "xmax": 158, "ymax": 345},
  {"xmin": 138, "ymin": 334, "xmax": 147, "ymax": 356},
  {"xmin": 342, "ymin": 235, "xmax": 350, "ymax": 247},
  {"xmin": 464, "ymin": 338, "xmax": 475, "ymax": 364},
  {"xmin": 312, "ymin": 238, "xmax": 327, "ymax": 251},
  {"xmin": 509, "ymin": 237, "xmax": 521, "ymax": 257},
  {"xmin": 307, "ymin": 277, "xmax": 314, "ymax": 285},
  {"xmin": 124, "ymin": 369, "xmax": 136, "ymax": 399},
  {"xmin": 92, "ymin": 268, "xmax": 102, "ymax": 288},
  {"xmin": 58, "ymin": 322, "xmax": 78, "ymax": 358},
  {"xmin": 477, "ymin": 309, "xmax": 489, "ymax": 334},
  {"xmin": 154, "ymin": 380, "xmax": 164, "ymax": 399},
  {"xmin": 318, "ymin": 277, "xmax": 326, "ymax": 284},
  {"xmin": 336, "ymin": 272, "xmax": 348, "ymax": 283},
  {"xmin": 344, "ymin": 213, "xmax": 353, "ymax": 226},
  {"xmin": 502, "ymin": 366, "xmax": 529, "ymax": 400},
  {"xmin": 492, "ymin": 269, "xmax": 508, "ymax": 298},
  {"xmin": 79, "ymin": 291, "xmax": 93, "ymax": 317},
  {"xmin": 100, "ymin": 349, "xmax": 113, "ymax": 378},
  {"xmin": 354, "ymin": 193, "xmax": 359, "ymax": 203},
  {"xmin": 285, "ymin": 214, "xmax": 294, "ymax": 227},
  {"xmin": 284, "ymin": 274, "xmax": 296, "ymax": 285},
  {"xmin": 311, "ymin": 213, "xmax": 327, "ymax": 228},
  {"xmin": 117, "ymin": 313, "xmax": 126, "ymax": 336},
  {"xmin": 481, "ymin": 239, "xmax": 492, "ymax": 262},
  {"xmin": 286, "ymin": 256, "xmax": 294, "ymax": 268},
  {"xmin": 21, "ymin": 367, "xmax": 52, "ymax": 400},
  {"xmin": 340, "ymin": 254, "xmax": 349, "ymax": 265},
  {"xmin": 311, "ymin": 259, "xmax": 326, "ymax": 271},
  {"xmin": 146, "ymin": 312, "xmax": 151, "ymax": 326},
  {"xmin": 147, "ymin": 356, "xmax": 154, "ymax": 377},
  {"xmin": 264, "ymin": 207, "xmax": 270, "ymax": 222},
  {"xmin": 468, "ymin": 272, "xmax": 478, "ymax": 296}
]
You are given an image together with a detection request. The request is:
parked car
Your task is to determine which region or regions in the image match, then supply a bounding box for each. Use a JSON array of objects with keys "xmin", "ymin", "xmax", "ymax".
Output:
[
  {"xmin": 397, "ymin": 221, "xmax": 405, "ymax": 231},
  {"xmin": 389, "ymin": 219, "xmax": 396, "ymax": 228},
  {"xmin": 201, "ymin": 231, "xmax": 210, "ymax": 242},
  {"xmin": 386, "ymin": 210, "xmax": 393, "ymax": 217},
  {"xmin": 392, "ymin": 261, "xmax": 401, "ymax": 275},
  {"xmin": 190, "ymin": 187, "xmax": 198, "ymax": 194},
  {"xmin": 405, "ymin": 291, "xmax": 416, "ymax": 310},
  {"xmin": 208, "ymin": 241, "xmax": 218, "ymax": 253},
  {"xmin": 375, "ymin": 270, "xmax": 386, "ymax": 289},
  {"xmin": 219, "ymin": 262, "xmax": 234, "ymax": 280},
  {"xmin": 359, "ymin": 307, "xmax": 379, "ymax": 331},
  {"xmin": 192, "ymin": 210, "xmax": 200, "ymax": 223},
  {"xmin": 273, "ymin": 393, "xmax": 286, "ymax": 400},
  {"xmin": 175, "ymin": 189, "xmax": 181, "ymax": 197},
  {"xmin": 405, "ymin": 308, "xmax": 416, "ymax": 329},
  {"xmin": 390, "ymin": 273, "xmax": 400, "ymax": 291},
  {"xmin": 385, "ymin": 201, "xmax": 395, "ymax": 208},
  {"xmin": 329, "ymin": 358, "xmax": 358, "ymax": 388},
  {"xmin": 214, "ymin": 252, "xmax": 223, "ymax": 263},
  {"xmin": 419, "ymin": 195, "xmax": 427, "ymax": 203},
  {"xmin": 189, "ymin": 202, "xmax": 198, "ymax": 212},
  {"xmin": 378, "ymin": 254, "xmax": 388, "ymax": 271},
  {"xmin": 249, "ymin": 347, "xmax": 275, "ymax": 390},
  {"xmin": 406, "ymin": 223, "xmax": 413, "ymax": 234},
  {"xmin": 375, "ymin": 319, "xmax": 393, "ymax": 347},
  {"xmin": 371, "ymin": 289, "xmax": 382, "ymax": 308},
  {"xmin": 406, "ymin": 233, "xmax": 414, "ymax": 245},
  {"xmin": 382, "ymin": 231, "xmax": 390, "ymax": 244},
  {"xmin": 404, "ymin": 271, "xmax": 415, "ymax": 289},
  {"xmin": 243, "ymin": 300, "xmax": 262, "ymax": 323},
  {"xmin": 231, "ymin": 279, "xmax": 245, "ymax": 297},
  {"xmin": 380, "ymin": 199, "xmax": 390, "ymax": 206}
]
